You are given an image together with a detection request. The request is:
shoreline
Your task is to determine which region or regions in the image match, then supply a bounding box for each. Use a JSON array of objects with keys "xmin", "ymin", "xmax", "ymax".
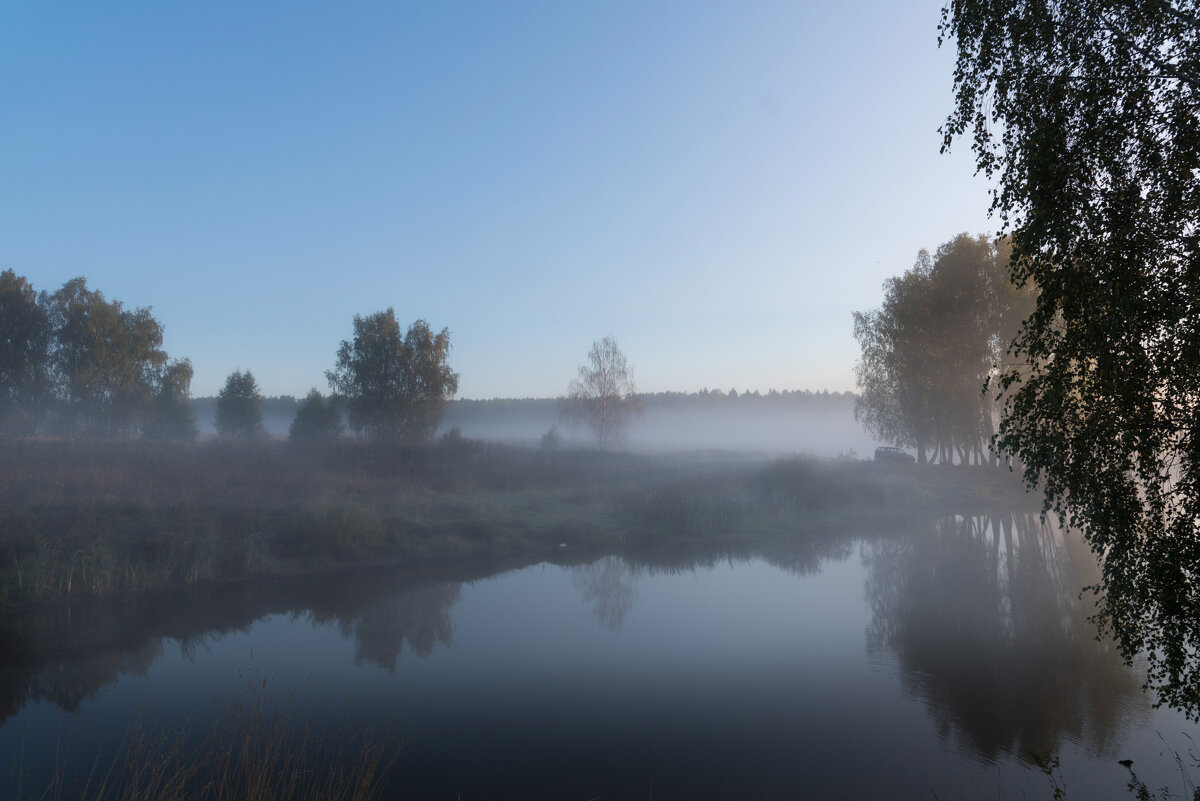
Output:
[{"xmin": 0, "ymin": 437, "xmax": 1041, "ymax": 608}]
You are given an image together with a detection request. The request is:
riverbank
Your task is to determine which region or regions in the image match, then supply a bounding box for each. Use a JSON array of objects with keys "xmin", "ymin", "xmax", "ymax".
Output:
[{"xmin": 0, "ymin": 437, "xmax": 1040, "ymax": 606}]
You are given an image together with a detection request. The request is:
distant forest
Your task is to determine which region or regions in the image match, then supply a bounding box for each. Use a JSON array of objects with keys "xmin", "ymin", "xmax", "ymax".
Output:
[{"xmin": 191, "ymin": 389, "xmax": 873, "ymax": 457}]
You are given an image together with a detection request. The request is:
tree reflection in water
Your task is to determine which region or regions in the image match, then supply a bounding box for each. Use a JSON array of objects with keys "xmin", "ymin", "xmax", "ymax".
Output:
[
  {"xmin": 569, "ymin": 537, "xmax": 855, "ymax": 631},
  {"xmin": 0, "ymin": 570, "xmax": 467, "ymax": 721},
  {"xmin": 4, "ymin": 512, "xmax": 1147, "ymax": 781},
  {"xmin": 863, "ymin": 512, "xmax": 1149, "ymax": 762},
  {"xmin": 0, "ymin": 640, "xmax": 163, "ymax": 723},
  {"xmin": 331, "ymin": 582, "xmax": 462, "ymax": 670},
  {"xmin": 572, "ymin": 556, "xmax": 639, "ymax": 630}
]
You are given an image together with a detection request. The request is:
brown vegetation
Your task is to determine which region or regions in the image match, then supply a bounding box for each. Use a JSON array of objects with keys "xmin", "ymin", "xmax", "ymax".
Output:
[
  {"xmin": 9, "ymin": 666, "xmax": 399, "ymax": 801},
  {"xmin": 0, "ymin": 437, "xmax": 1037, "ymax": 606}
]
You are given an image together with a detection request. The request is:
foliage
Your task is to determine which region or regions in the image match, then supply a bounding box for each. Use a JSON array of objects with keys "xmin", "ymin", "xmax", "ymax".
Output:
[
  {"xmin": 852, "ymin": 235, "xmax": 1033, "ymax": 464},
  {"xmin": 143, "ymin": 359, "xmax": 198, "ymax": 440},
  {"xmin": 942, "ymin": 0, "xmax": 1200, "ymax": 712},
  {"xmin": 47, "ymin": 277, "xmax": 169, "ymax": 437},
  {"xmin": 326, "ymin": 310, "xmax": 458, "ymax": 443},
  {"xmin": 217, "ymin": 370, "xmax": 264, "ymax": 439},
  {"xmin": 439, "ymin": 425, "xmax": 464, "ymax": 447},
  {"xmin": 0, "ymin": 272, "xmax": 194, "ymax": 439},
  {"xmin": 853, "ymin": 253, "xmax": 936, "ymax": 461},
  {"xmin": 562, "ymin": 336, "xmax": 641, "ymax": 448},
  {"xmin": 0, "ymin": 269, "xmax": 51, "ymax": 434},
  {"xmin": 288, "ymin": 388, "xmax": 342, "ymax": 442}
]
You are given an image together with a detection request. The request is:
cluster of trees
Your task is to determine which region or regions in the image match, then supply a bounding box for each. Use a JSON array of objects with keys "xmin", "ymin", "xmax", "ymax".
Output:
[
  {"xmin": 0, "ymin": 270, "xmax": 631, "ymax": 450},
  {"xmin": 852, "ymin": 234, "xmax": 1035, "ymax": 465},
  {"xmin": 0, "ymin": 271, "xmax": 196, "ymax": 439},
  {"xmin": 1, "ymin": 270, "xmax": 769, "ymax": 453},
  {"xmin": 211, "ymin": 372, "xmax": 344, "ymax": 443},
  {"xmin": 211, "ymin": 309, "xmax": 460, "ymax": 444},
  {"xmin": 216, "ymin": 370, "xmax": 265, "ymax": 439},
  {"xmin": 941, "ymin": 0, "xmax": 1200, "ymax": 712},
  {"xmin": 0, "ymin": 271, "xmax": 460, "ymax": 445},
  {"xmin": 327, "ymin": 311, "xmax": 458, "ymax": 444}
]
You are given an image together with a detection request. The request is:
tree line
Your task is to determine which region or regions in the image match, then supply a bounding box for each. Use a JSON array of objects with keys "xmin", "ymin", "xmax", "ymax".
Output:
[
  {"xmin": 852, "ymin": 234, "xmax": 1035, "ymax": 466},
  {"xmin": 1, "ymin": 272, "xmax": 635, "ymax": 448},
  {"xmin": 0, "ymin": 272, "xmax": 459, "ymax": 444},
  {"xmin": 2, "ymin": 270, "xmax": 841, "ymax": 452},
  {"xmin": 0, "ymin": 271, "xmax": 195, "ymax": 439}
]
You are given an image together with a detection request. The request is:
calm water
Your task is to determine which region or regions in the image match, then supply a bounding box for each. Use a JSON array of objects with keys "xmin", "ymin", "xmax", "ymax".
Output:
[{"xmin": 3, "ymin": 514, "xmax": 1196, "ymax": 799}]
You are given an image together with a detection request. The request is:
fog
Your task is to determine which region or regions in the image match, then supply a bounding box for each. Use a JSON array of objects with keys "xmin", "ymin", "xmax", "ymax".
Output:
[
  {"xmin": 189, "ymin": 390, "xmax": 884, "ymax": 458},
  {"xmin": 4, "ymin": 524, "xmax": 1184, "ymax": 800},
  {"xmin": 6, "ymin": 0, "xmax": 1194, "ymax": 796}
]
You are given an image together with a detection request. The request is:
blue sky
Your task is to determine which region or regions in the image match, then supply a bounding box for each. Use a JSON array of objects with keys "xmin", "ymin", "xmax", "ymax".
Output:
[{"xmin": 1, "ymin": 2, "xmax": 994, "ymax": 399}]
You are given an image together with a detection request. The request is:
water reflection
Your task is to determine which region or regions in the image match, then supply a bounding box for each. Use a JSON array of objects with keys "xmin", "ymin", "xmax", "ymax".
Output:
[
  {"xmin": 0, "ymin": 533, "xmax": 861, "ymax": 726},
  {"xmin": 569, "ymin": 537, "xmax": 855, "ymax": 631},
  {"xmin": 0, "ymin": 565, "xmax": 470, "ymax": 723},
  {"xmin": 0, "ymin": 639, "xmax": 162, "ymax": 722},
  {"xmin": 1, "ymin": 596, "xmax": 188, "ymax": 723},
  {"xmin": 761, "ymin": 535, "xmax": 855, "ymax": 578},
  {"xmin": 863, "ymin": 512, "xmax": 1149, "ymax": 761},
  {"xmin": 328, "ymin": 582, "xmax": 462, "ymax": 669},
  {"xmin": 571, "ymin": 556, "xmax": 638, "ymax": 629},
  {"xmin": 1, "ymin": 517, "xmax": 1158, "ymax": 788}
]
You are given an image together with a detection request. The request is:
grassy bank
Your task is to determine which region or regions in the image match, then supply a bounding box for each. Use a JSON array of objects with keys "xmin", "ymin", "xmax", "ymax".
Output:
[{"xmin": 0, "ymin": 437, "xmax": 1038, "ymax": 606}]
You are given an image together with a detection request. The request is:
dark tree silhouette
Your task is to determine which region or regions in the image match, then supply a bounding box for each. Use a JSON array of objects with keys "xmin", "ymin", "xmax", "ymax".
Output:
[
  {"xmin": 326, "ymin": 310, "xmax": 458, "ymax": 443},
  {"xmin": 47, "ymin": 277, "xmax": 167, "ymax": 438},
  {"xmin": 216, "ymin": 369, "xmax": 264, "ymax": 439},
  {"xmin": 288, "ymin": 388, "xmax": 342, "ymax": 442},
  {"xmin": 142, "ymin": 358, "xmax": 197, "ymax": 440},
  {"xmin": 0, "ymin": 269, "xmax": 51, "ymax": 435},
  {"xmin": 943, "ymin": 0, "xmax": 1200, "ymax": 713}
]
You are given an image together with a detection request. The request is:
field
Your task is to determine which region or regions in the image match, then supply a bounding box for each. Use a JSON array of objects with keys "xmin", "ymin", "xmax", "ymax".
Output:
[{"xmin": 0, "ymin": 437, "xmax": 1039, "ymax": 606}]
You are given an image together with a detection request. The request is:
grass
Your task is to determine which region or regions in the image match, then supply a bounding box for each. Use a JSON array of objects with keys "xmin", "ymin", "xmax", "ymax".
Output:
[
  {"xmin": 9, "ymin": 666, "xmax": 400, "ymax": 801},
  {"xmin": 0, "ymin": 436, "xmax": 1039, "ymax": 606},
  {"xmin": 1032, "ymin": 734, "xmax": 1200, "ymax": 800}
]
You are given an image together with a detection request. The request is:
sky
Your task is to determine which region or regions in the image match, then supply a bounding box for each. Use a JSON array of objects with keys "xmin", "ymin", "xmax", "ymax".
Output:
[{"xmin": 1, "ymin": 2, "xmax": 996, "ymax": 400}]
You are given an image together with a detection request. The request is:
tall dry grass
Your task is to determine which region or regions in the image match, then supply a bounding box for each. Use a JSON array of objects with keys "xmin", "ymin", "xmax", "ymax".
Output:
[
  {"xmin": 0, "ymin": 437, "xmax": 1035, "ymax": 605},
  {"xmin": 10, "ymin": 667, "xmax": 400, "ymax": 801}
]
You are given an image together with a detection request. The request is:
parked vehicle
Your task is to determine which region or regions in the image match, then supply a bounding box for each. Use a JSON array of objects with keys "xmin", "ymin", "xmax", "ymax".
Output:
[{"xmin": 874, "ymin": 446, "xmax": 915, "ymax": 463}]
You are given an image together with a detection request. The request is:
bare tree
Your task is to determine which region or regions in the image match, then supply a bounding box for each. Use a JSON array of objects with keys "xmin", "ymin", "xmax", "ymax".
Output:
[{"xmin": 562, "ymin": 336, "xmax": 640, "ymax": 448}]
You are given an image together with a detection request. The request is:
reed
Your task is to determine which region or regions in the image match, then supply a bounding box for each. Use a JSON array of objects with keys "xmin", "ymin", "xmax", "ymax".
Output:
[{"xmin": 10, "ymin": 667, "xmax": 401, "ymax": 801}]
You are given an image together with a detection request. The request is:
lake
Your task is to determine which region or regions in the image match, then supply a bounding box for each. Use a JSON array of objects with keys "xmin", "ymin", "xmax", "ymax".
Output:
[{"xmin": 2, "ymin": 512, "xmax": 1195, "ymax": 799}]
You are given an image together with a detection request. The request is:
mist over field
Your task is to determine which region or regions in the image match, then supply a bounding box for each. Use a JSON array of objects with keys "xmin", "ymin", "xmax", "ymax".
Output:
[
  {"xmin": 189, "ymin": 391, "xmax": 881, "ymax": 457},
  {"xmin": 8, "ymin": 0, "xmax": 1200, "ymax": 797}
]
